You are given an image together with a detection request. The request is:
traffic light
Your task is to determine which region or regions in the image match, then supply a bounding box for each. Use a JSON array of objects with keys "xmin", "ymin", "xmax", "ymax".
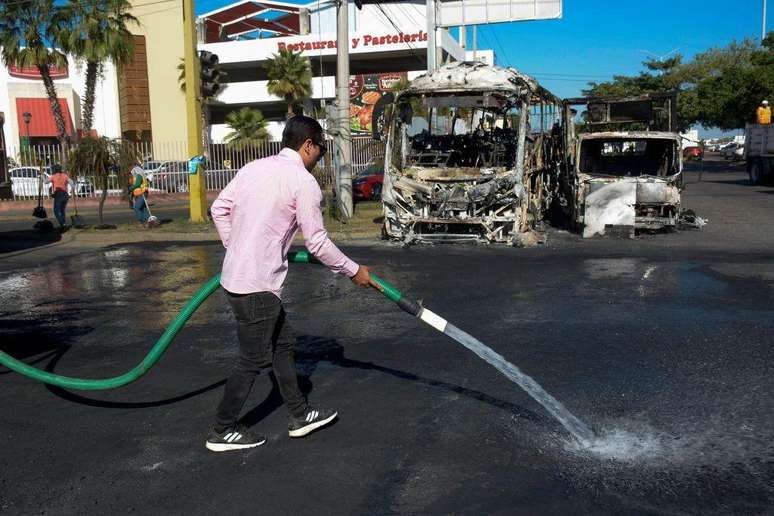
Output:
[{"xmin": 199, "ymin": 51, "xmax": 221, "ymax": 98}]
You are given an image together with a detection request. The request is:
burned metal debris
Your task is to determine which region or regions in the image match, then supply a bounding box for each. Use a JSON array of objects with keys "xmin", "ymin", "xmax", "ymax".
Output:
[
  {"xmin": 562, "ymin": 94, "xmax": 688, "ymax": 237},
  {"xmin": 371, "ymin": 68, "xmax": 699, "ymax": 244},
  {"xmin": 376, "ymin": 61, "xmax": 563, "ymax": 245}
]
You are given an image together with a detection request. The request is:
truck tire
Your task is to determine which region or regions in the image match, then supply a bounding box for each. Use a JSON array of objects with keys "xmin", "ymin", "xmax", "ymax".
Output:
[{"xmin": 749, "ymin": 160, "xmax": 763, "ymax": 185}]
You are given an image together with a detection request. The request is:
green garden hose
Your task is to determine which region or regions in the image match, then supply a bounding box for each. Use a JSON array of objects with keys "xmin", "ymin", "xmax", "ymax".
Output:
[{"xmin": 0, "ymin": 250, "xmax": 418, "ymax": 391}]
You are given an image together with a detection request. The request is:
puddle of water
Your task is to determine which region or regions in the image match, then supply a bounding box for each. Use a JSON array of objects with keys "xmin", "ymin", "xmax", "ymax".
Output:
[{"xmin": 583, "ymin": 258, "xmax": 641, "ymax": 280}]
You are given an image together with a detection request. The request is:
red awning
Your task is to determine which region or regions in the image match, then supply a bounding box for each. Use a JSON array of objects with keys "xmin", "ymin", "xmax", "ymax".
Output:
[
  {"xmin": 15, "ymin": 98, "xmax": 74, "ymax": 138},
  {"xmin": 201, "ymin": 0, "xmax": 301, "ymax": 42}
]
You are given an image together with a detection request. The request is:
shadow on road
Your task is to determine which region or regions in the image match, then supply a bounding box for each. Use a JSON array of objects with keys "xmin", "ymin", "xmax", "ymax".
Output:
[
  {"xmin": 36, "ymin": 334, "xmax": 550, "ymax": 431},
  {"xmin": 0, "ymin": 229, "xmax": 62, "ymax": 255},
  {"xmin": 703, "ymin": 178, "xmax": 754, "ymax": 186}
]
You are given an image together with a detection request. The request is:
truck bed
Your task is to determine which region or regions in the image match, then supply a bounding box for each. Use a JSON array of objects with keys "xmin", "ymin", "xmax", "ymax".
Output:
[{"xmin": 745, "ymin": 124, "xmax": 774, "ymax": 157}]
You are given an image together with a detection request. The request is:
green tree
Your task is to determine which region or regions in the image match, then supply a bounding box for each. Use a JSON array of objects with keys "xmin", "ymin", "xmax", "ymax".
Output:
[
  {"xmin": 692, "ymin": 34, "xmax": 773, "ymax": 129},
  {"xmin": 583, "ymin": 35, "xmax": 774, "ymax": 131},
  {"xmin": 583, "ymin": 55, "xmax": 696, "ymax": 131},
  {"xmin": 224, "ymin": 107, "xmax": 269, "ymax": 150},
  {"xmin": 67, "ymin": 136, "xmax": 138, "ymax": 224},
  {"xmin": 57, "ymin": 0, "xmax": 138, "ymax": 132},
  {"xmin": 0, "ymin": 0, "xmax": 70, "ymax": 144},
  {"xmin": 265, "ymin": 48, "xmax": 312, "ymax": 119}
]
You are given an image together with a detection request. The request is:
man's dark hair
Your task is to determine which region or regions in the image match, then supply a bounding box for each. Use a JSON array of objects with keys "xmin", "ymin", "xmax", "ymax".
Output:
[{"xmin": 282, "ymin": 115, "xmax": 323, "ymax": 150}]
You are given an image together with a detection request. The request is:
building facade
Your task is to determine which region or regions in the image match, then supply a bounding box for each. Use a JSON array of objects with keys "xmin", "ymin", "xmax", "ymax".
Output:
[
  {"xmin": 197, "ymin": 0, "xmax": 493, "ymax": 141},
  {"xmin": 1, "ymin": 0, "xmax": 494, "ymax": 161},
  {"xmin": 0, "ymin": 58, "xmax": 122, "ymax": 159}
]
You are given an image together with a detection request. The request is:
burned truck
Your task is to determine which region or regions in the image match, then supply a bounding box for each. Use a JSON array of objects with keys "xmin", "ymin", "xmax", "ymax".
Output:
[
  {"xmin": 373, "ymin": 62, "xmax": 564, "ymax": 244},
  {"xmin": 562, "ymin": 93, "xmax": 683, "ymax": 237}
]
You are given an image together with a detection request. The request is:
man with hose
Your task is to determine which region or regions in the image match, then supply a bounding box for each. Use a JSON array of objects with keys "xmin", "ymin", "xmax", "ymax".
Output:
[{"xmin": 207, "ymin": 115, "xmax": 380, "ymax": 452}]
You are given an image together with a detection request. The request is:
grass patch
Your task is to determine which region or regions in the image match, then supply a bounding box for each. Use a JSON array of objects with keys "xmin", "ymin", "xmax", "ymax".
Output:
[
  {"xmin": 324, "ymin": 200, "xmax": 383, "ymax": 239},
  {"xmin": 73, "ymin": 201, "xmax": 383, "ymax": 239}
]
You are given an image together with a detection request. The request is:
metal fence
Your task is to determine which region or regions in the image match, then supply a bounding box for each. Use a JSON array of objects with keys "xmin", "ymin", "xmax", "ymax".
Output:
[{"xmin": 3, "ymin": 136, "xmax": 385, "ymax": 201}]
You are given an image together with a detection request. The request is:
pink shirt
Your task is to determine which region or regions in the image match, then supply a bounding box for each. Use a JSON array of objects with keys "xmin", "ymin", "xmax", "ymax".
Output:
[{"xmin": 211, "ymin": 148, "xmax": 359, "ymax": 298}]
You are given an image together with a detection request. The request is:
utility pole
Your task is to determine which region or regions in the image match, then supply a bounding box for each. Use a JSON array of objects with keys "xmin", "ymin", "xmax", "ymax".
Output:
[
  {"xmin": 183, "ymin": 0, "xmax": 207, "ymax": 222},
  {"xmin": 472, "ymin": 25, "xmax": 477, "ymax": 61},
  {"xmin": 336, "ymin": 0, "xmax": 353, "ymax": 219},
  {"xmin": 426, "ymin": 0, "xmax": 436, "ymax": 72},
  {"xmin": 764, "ymin": 0, "xmax": 768, "ymax": 42}
]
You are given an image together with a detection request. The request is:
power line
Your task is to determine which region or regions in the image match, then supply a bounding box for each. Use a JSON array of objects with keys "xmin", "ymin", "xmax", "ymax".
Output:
[
  {"xmin": 485, "ymin": 25, "xmax": 511, "ymax": 67},
  {"xmin": 371, "ymin": 1, "xmax": 425, "ymax": 66}
]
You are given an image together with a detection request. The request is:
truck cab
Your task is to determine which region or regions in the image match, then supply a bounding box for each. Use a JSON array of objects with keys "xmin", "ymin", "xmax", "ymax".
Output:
[{"xmin": 562, "ymin": 93, "xmax": 683, "ymax": 237}]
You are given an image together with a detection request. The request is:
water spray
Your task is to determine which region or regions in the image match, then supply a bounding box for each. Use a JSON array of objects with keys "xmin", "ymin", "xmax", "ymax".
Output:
[{"xmin": 0, "ymin": 250, "xmax": 595, "ymax": 443}]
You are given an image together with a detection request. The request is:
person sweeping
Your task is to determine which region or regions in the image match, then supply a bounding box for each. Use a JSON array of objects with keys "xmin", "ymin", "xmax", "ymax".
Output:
[
  {"xmin": 206, "ymin": 115, "xmax": 380, "ymax": 452},
  {"xmin": 127, "ymin": 165, "xmax": 150, "ymax": 226},
  {"xmin": 49, "ymin": 164, "xmax": 75, "ymax": 232}
]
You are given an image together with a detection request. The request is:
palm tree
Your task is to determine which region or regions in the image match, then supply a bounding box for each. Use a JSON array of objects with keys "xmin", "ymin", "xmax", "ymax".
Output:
[
  {"xmin": 0, "ymin": 0, "xmax": 71, "ymax": 145},
  {"xmin": 57, "ymin": 0, "xmax": 137, "ymax": 132},
  {"xmin": 265, "ymin": 49, "xmax": 312, "ymax": 119},
  {"xmin": 177, "ymin": 58, "xmax": 226, "ymax": 146},
  {"xmin": 224, "ymin": 107, "xmax": 269, "ymax": 150}
]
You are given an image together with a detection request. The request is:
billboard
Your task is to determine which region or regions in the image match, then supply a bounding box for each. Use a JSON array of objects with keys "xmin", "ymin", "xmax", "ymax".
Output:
[
  {"xmin": 437, "ymin": 0, "xmax": 562, "ymax": 27},
  {"xmin": 349, "ymin": 72, "xmax": 407, "ymax": 134}
]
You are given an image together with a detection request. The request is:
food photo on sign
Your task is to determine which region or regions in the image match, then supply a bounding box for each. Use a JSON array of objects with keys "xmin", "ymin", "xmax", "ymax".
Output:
[{"xmin": 349, "ymin": 72, "xmax": 407, "ymax": 133}]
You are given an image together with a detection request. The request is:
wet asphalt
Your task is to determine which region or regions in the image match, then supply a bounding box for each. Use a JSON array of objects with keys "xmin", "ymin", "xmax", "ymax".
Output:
[{"xmin": 1, "ymin": 157, "xmax": 774, "ymax": 515}]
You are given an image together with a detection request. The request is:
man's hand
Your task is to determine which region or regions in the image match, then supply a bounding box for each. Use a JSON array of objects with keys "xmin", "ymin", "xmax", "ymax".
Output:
[{"xmin": 351, "ymin": 265, "xmax": 383, "ymax": 292}]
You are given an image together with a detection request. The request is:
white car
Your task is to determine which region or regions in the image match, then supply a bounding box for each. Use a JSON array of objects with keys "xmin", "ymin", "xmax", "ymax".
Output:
[
  {"xmin": 8, "ymin": 167, "xmax": 46, "ymax": 198},
  {"xmin": 8, "ymin": 166, "xmax": 95, "ymax": 198}
]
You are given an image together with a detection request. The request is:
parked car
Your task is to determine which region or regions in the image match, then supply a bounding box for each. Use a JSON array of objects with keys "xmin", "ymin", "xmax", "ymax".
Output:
[
  {"xmin": 8, "ymin": 166, "xmax": 44, "ymax": 197},
  {"xmin": 352, "ymin": 156, "xmax": 384, "ymax": 201},
  {"xmin": 142, "ymin": 160, "xmax": 189, "ymax": 192},
  {"xmin": 683, "ymin": 146, "xmax": 703, "ymax": 160},
  {"xmin": 721, "ymin": 143, "xmax": 743, "ymax": 160}
]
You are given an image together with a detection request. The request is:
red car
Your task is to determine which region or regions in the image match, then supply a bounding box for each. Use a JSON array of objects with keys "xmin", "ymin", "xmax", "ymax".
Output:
[
  {"xmin": 683, "ymin": 146, "xmax": 703, "ymax": 160},
  {"xmin": 352, "ymin": 157, "xmax": 384, "ymax": 201}
]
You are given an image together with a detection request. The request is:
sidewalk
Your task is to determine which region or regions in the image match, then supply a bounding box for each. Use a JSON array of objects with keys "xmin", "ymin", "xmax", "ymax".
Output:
[
  {"xmin": 0, "ymin": 191, "xmax": 219, "ymax": 218},
  {"xmin": 0, "ymin": 200, "xmax": 385, "ymax": 266}
]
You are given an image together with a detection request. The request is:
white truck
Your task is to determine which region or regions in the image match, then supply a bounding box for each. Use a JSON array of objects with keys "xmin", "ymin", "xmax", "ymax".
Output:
[
  {"xmin": 562, "ymin": 93, "xmax": 683, "ymax": 237},
  {"xmin": 745, "ymin": 124, "xmax": 774, "ymax": 185}
]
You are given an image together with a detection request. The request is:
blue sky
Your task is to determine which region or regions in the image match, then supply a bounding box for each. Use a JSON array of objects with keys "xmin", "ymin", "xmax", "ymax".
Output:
[{"xmin": 196, "ymin": 0, "xmax": 771, "ymax": 135}]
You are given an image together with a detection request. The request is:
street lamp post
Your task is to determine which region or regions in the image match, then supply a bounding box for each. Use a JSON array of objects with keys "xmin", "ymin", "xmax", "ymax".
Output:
[{"xmin": 22, "ymin": 111, "xmax": 32, "ymax": 165}]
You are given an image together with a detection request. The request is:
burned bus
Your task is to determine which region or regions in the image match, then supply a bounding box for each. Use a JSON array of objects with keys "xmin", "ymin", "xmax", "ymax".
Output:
[
  {"xmin": 562, "ymin": 93, "xmax": 683, "ymax": 237},
  {"xmin": 372, "ymin": 62, "xmax": 564, "ymax": 245}
]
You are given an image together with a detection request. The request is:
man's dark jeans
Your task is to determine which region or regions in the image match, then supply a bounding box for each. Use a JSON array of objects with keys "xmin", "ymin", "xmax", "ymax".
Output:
[{"xmin": 215, "ymin": 290, "xmax": 307, "ymax": 431}]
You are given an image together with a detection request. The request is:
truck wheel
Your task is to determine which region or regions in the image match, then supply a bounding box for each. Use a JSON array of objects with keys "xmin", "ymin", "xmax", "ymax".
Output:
[{"xmin": 749, "ymin": 161, "xmax": 764, "ymax": 186}]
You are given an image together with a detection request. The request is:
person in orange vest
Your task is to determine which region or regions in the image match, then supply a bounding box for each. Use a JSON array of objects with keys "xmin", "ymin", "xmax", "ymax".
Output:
[
  {"xmin": 756, "ymin": 100, "xmax": 771, "ymax": 125},
  {"xmin": 127, "ymin": 165, "xmax": 150, "ymax": 225},
  {"xmin": 49, "ymin": 164, "xmax": 75, "ymax": 231}
]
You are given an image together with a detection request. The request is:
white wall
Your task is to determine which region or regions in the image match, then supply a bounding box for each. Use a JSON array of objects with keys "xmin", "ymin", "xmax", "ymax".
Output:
[
  {"xmin": 1, "ymin": 54, "xmax": 122, "ymax": 158},
  {"xmin": 69, "ymin": 60, "xmax": 122, "ymax": 140},
  {"xmin": 211, "ymin": 121, "xmax": 285, "ymax": 143},
  {"xmin": 465, "ymin": 49, "xmax": 495, "ymax": 65},
  {"xmin": 309, "ymin": 1, "xmax": 425, "ymax": 35}
]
